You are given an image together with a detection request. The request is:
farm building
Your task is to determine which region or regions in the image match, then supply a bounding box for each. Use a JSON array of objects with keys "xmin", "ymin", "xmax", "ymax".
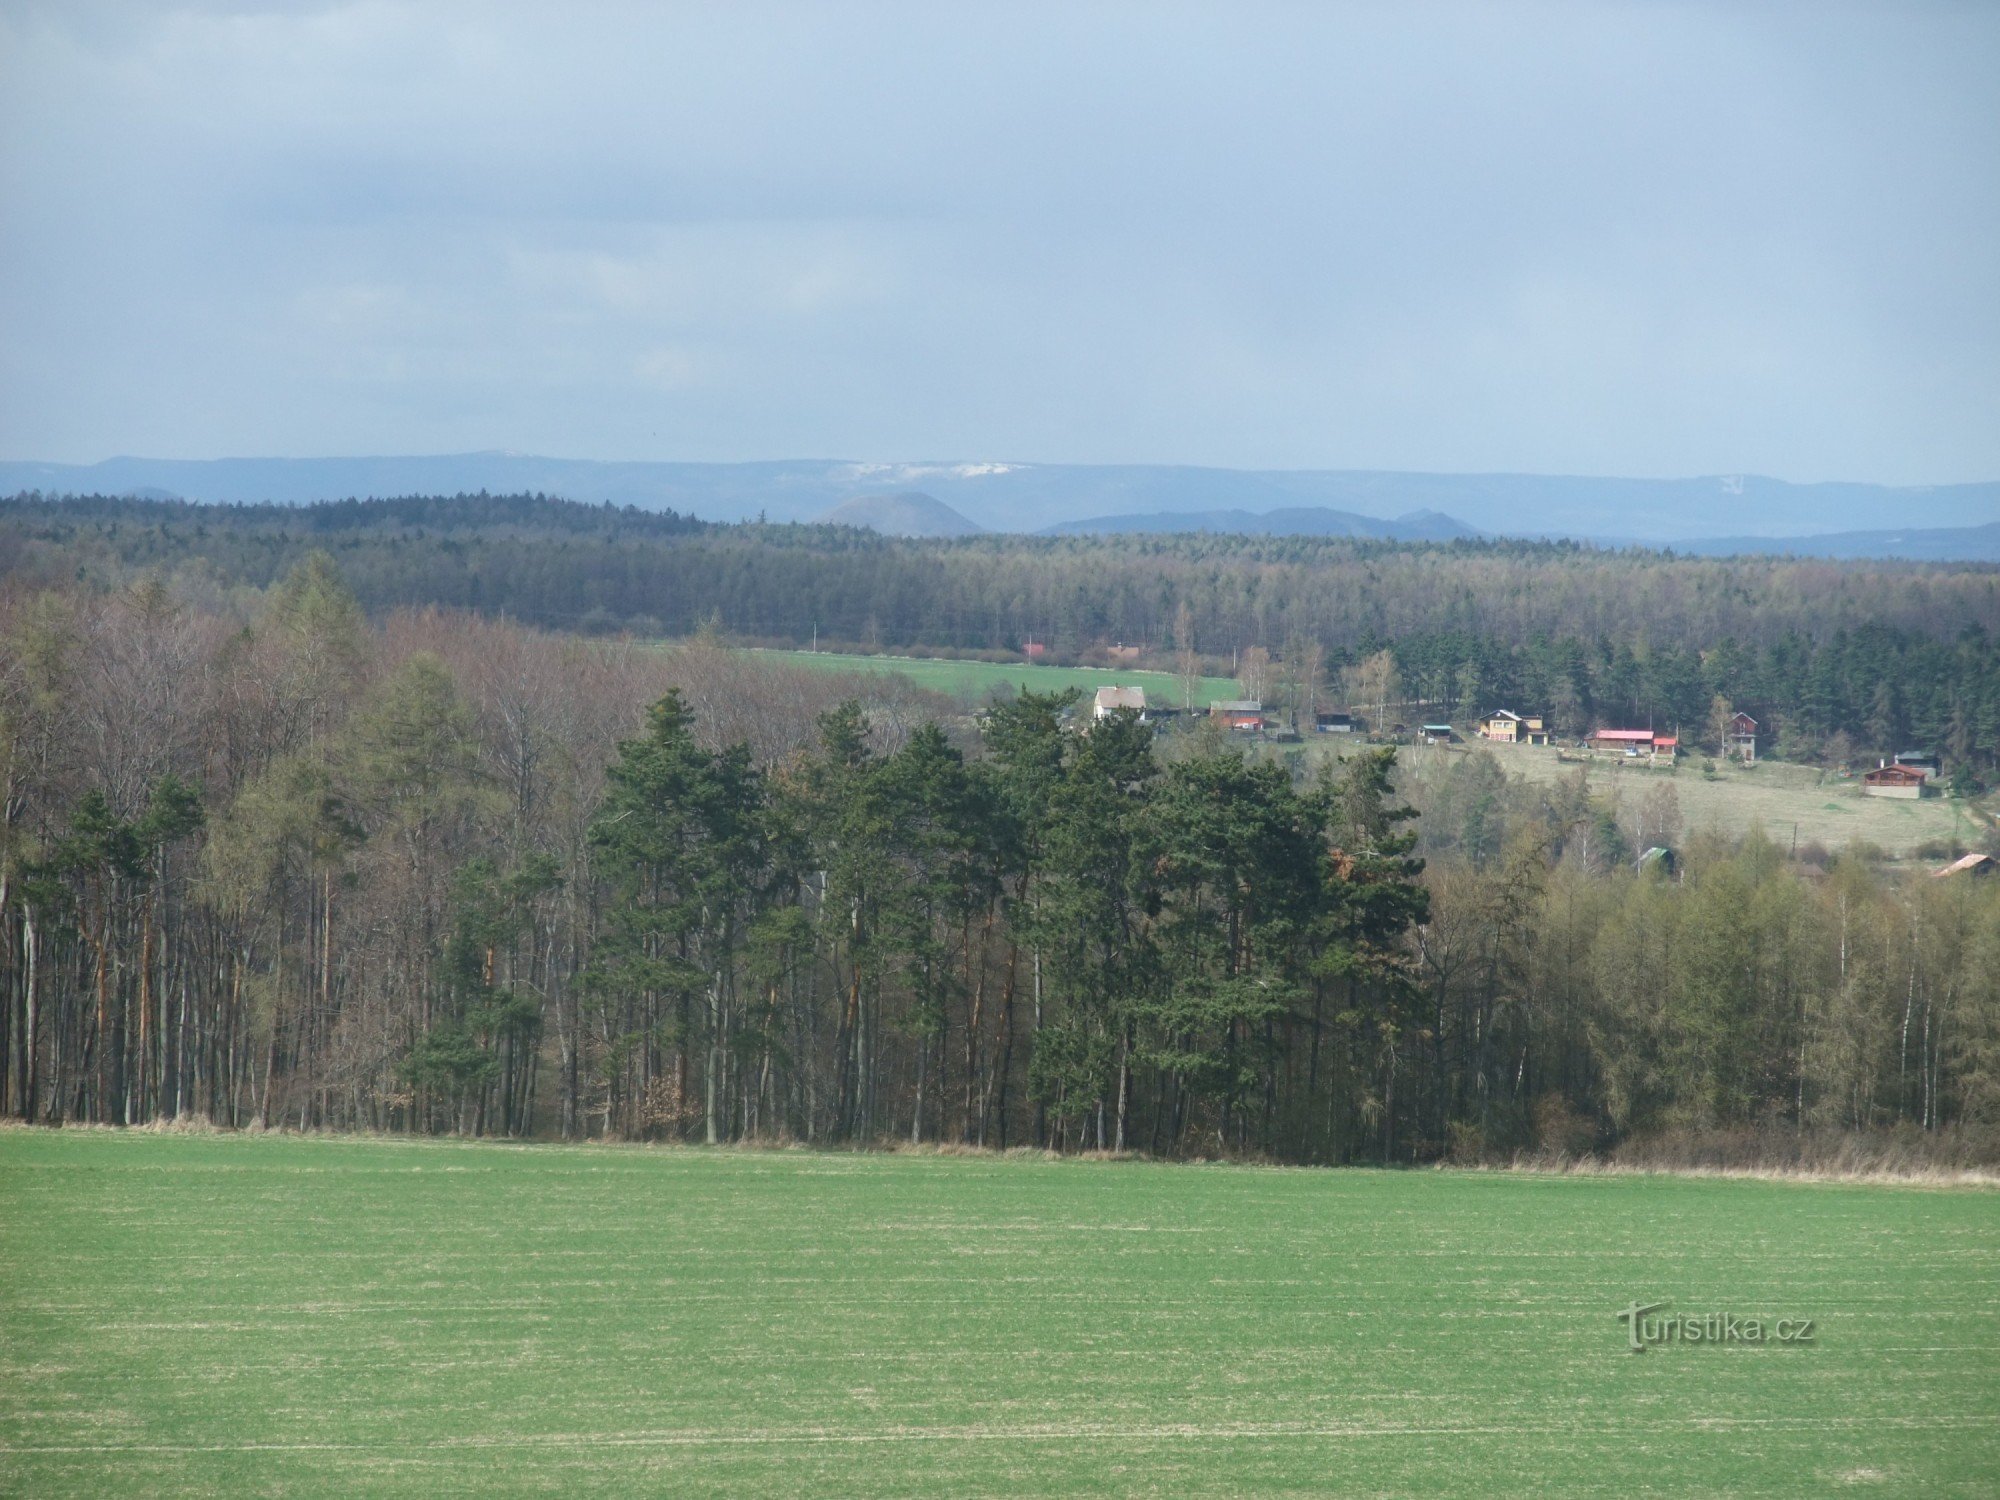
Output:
[
  {"xmin": 1862, "ymin": 763, "xmax": 1929, "ymax": 799},
  {"xmin": 1315, "ymin": 711, "xmax": 1355, "ymax": 734},
  {"xmin": 1727, "ymin": 712, "xmax": 1758, "ymax": 762},
  {"xmin": 1588, "ymin": 728, "xmax": 1677, "ymax": 760},
  {"xmin": 1092, "ymin": 686, "xmax": 1147, "ymax": 720},
  {"xmin": 1933, "ymin": 853, "xmax": 1994, "ymax": 879},
  {"xmin": 1209, "ymin": 699, "xmax": 1265, "ymax": 733},
  {"xmin": 1418, "ymin": 724, "xmax": 1457, "ymax": 745},
  {"xmin": 1478, "ymin": 710, "xmax": 1549, "ymax": 745}
]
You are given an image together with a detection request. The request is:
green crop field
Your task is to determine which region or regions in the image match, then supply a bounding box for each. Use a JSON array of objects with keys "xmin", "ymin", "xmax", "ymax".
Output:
[
  {"xmin": 2, "ymin": 1132, "xmax": 1996, "ymax": 1496},
  {"xmin": 738, "ymin": 647, "xmax": 1243, "ymax": 707}
]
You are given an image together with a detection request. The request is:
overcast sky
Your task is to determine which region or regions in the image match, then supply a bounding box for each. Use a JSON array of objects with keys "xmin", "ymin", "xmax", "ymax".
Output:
[{"xmin": 2, "ymin": 1, "xmax": 1996, "ymax": 483}]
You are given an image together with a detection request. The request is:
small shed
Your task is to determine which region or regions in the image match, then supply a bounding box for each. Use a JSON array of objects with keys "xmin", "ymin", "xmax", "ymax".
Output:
[
  {"xmin": 1315, "ymin": 711, "xmax": 1355, "ymax": 734},
  {"xmin": 1419, "ymin": 724, "xmax": 1457, "ymax": 745}
]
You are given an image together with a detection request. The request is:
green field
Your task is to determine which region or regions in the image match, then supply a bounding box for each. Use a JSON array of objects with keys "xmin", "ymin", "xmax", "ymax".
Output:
[
  {"xmin": 740, "ymin": 648, "xmax": 1242, "ymax": 707},
  {"xmin": 2, "ymin": 1132, "xmax": 1996, "ymax": 1496},
  {"xmin": 1383, "ymin": 738, "xmax": 1994, "ymax": 859}
]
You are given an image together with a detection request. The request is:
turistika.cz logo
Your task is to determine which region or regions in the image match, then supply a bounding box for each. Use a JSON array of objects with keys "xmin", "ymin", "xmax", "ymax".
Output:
[{"xmin": 1615, "ymin": 1301, "xmax": 1816, "ymax": 1353}]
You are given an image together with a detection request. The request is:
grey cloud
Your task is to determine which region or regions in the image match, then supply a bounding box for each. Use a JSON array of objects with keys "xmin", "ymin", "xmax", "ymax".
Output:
[{"xmin": 1, "ymin": 1, "xmax": 1995, "ymax": 484}]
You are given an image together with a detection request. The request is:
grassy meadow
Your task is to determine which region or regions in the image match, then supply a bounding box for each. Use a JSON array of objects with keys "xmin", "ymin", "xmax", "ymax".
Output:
[
  {"xmin": 738, "ymin": 647, "xmax": 1243, "ymax": 708},
  {"xmin": 1379, "ymin": 738, "xmax": 1992, "ymax": 859},
  {"xmin": 2, "ymin": 1130, "xmax": 1996, "ymax": 1496}
]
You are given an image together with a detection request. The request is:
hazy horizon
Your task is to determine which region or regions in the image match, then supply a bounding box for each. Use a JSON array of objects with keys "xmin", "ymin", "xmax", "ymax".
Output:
[{"xmin": 3, "ymin": 3, "xmax": 1996, "ymax": 489}]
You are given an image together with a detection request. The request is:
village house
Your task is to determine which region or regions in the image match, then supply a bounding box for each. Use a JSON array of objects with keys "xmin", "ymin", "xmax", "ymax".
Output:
[
  {"xmin": 1727, "ymin": 712, "xmax": 1758, "ymax": 762},
  {"xmin": 1478, "ymin": 709, "xmax": 1550, "ymax": 745},
  {"xmin": 1862, "ymin": 762, "xmax": 1929, "ymax": 799},
  {"xmin": 1209, "ymin": 699, "xmax": 1264, "ymax": 733},
  {"xmin": 1092, "ymin": 685, "xmax": 1147, "ymax": 721}
]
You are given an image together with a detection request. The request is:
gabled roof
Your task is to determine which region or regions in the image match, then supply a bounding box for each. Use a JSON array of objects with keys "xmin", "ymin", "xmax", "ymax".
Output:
[
  {"xmin": 1093, "ymin": 686, "xmax": 1146, "ymax": 713},
  {"xmin": 1210, "ymin": 699, "xmax": 1262, "ymax": 713},
  {"xmin": 1485, "ymin": 709, "xmax": 1522, "ymax": 722},
  {"xmin": 1863, "ymin": 763, "xmax": 1927, "ymax": 782},
  {"xmin": 1934, "ymin": 853, "xmax": 1994, "ymax": 878}
]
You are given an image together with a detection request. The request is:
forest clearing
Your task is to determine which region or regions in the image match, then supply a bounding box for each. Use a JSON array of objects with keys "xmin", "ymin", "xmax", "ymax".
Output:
[{"xmin": 1, "ymin": 1129, "xmax": 1995, "ymax": 1496}]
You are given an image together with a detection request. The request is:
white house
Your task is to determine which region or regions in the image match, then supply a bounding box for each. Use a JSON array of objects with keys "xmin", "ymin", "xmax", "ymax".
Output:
[{"xmin": 1092, "ymin": 686, "xmax": 1147, "ymax": 721}]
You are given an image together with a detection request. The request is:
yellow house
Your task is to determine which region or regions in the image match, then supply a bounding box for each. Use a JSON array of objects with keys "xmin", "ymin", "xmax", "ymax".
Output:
[{"xmin": 1479, "ymin": 710, "xmax": 1549, "ymax": 745}]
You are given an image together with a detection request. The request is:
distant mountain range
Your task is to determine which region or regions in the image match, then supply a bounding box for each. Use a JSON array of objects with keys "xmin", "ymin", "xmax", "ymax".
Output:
[
  {"xmin": 2, "ymin": 452, "xmax": 1995, "ymax": 558},
  {"xmin": 1661, "ymin": 521, "xmax": 2000, "ymax": 563},
  {"xmin": 1041, "ymin": 505, "xmax": 1478, "ymax": 542}
]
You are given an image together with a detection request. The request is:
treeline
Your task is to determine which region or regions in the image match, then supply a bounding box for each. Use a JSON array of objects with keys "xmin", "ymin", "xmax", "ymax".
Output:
[
  {"xmin": 1388, "ymin": 623, "xmax": 2000, "ymax": 775},
  {"xmin": 2, "ymin": 562, "xmax": 1997, "ymax": 1160},
  {"xmin": 4, "ymin": 492, "xmax": 1998, "ymax": 773}
]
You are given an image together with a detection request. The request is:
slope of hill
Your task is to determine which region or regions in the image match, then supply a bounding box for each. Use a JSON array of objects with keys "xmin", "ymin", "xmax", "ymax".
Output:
[
  {"xmin": 819, "ymin": 491, "xmax": 982, "ymax": 537},
  {"xmin": 1043, "ymin": 504, "xmax": 1478, "ymax": 541},
  {"xmin": 1668, "ymin": 521, "xmax": 2000, "ymax": 563}
]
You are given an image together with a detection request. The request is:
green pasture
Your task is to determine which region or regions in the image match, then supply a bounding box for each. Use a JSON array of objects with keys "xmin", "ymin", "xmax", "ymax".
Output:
[
  {"xmin": 739, "ymin": 647, "xmax": 1242, "ymax": 707},
  {"xmin": 2, "ymin": 1131, "xmax": 1995, "ymax": 1495}
]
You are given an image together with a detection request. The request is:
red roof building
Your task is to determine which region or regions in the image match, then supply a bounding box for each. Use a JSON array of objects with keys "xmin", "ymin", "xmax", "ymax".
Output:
[{"xmin": 1588, "ymin": 728, "xmax": 1678, "ymax": 758}]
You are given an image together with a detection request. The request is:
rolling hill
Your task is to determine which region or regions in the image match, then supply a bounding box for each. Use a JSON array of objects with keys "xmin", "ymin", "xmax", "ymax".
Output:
[
  {"xmin": 818, "ymin": 490, "xmax": 982, "ymax": 537},
  {"xmin": 1042, "ymin": 504, "xmax": 1478, "ymax": 541},
  {"xmin": 3, "ymin": 452, "xmax": 1996, "ymax": 550}
]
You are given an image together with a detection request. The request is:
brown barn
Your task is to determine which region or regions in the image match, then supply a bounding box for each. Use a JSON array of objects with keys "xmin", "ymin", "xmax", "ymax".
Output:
[
  {"xmin": 1862, "ymin": 763, "xmax": 1929, "ymax": 799},
  {"xmin": 1209, "ymin": 699, "xmax": 1265, "ymax": 733}
]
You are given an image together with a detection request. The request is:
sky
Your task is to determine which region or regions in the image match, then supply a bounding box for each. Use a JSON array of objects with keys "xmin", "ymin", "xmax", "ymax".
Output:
[{"xmin": 1, "ymin": 1, "xmax": 1996, "ymax": 484}]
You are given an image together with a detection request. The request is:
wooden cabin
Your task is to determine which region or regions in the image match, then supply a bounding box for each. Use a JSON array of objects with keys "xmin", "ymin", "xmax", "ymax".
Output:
[{"xmin": 1862, "ymin": 763, "xmax": 1929, "ymax": 799}]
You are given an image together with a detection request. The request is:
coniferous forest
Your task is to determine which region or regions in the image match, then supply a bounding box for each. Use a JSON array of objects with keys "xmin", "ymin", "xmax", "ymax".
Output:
[
  {"xmin": 6, "ymin": 491, "xmax": 1999, "ymax": 774},
  {"xmin": 2, "ymin": 500, "xmax": 1998, "ymax": 1162}
]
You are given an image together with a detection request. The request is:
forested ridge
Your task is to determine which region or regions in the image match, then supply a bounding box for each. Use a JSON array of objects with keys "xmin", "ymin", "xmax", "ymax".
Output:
[
  {"xmin": 6, "ymin": 491, "xmax": 1999, "ymax": 775},
  {"xmin": 2, "ymin": 554, "xmax": 1997, "ymax": 1162}
]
